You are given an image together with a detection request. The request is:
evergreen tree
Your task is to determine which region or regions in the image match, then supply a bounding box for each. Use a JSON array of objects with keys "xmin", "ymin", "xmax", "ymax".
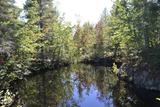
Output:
[
  {"xmin": 74, "ymin": 22, "xmax": 96, "ymax": 59},
  {"xmin": 20, "ymin": 0, "xmax": 74, "ymax": 65},
  {"xmin": 107, "ymin": 0, "xmax": 160, "ymax": 64},
  {"xmin": 19, "ymin": 0, "xmax": 59, "ymax": 61},
  {"xmin": 0, "ymin": 0, "xmax": 20, "ymax": 53},
  {"xmin": 95, "ymin": 20, "xmax": 104, "ymax": 57}
]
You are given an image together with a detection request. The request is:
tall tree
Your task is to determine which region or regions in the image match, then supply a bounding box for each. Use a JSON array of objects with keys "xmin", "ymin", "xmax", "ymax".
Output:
[
  {"xmin": 74, "ymin": 22, "xmax": 96, "ymax": 59},
  {"xmin": 19, "ymin": 0, "xmax": 59, "ymax": 61},
  {"xmin": 95, "ymin": 20, "xmax": 104, "ymax": 57},
  {"xmin": 107, "ymin": 0, "xmax": 160, "ymax": 62},
  {"xmin": 0, "ymin": 0, "xmax": 20, "ymax": 53},
  {"xmin": 94, "ymin": 8, "xmax": 109, "ymax": 58},
  {"xmin": 21, "ymin": 0, "xmax": 75, "ymax": 65}
]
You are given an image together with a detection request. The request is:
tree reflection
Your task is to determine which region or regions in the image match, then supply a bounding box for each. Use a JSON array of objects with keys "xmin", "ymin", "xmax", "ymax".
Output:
[
  {"xmin": 112, "ymin": 81, "xmax": 140, "ymax": 107},
  {"xmin": 70, "ymin": 64, "xmax": 119, "ymax": 107},
  {"xmin": 18, "ymin": 67, "xmax": 74, "ymax": 107},
  {"xmin": 14, "ymin": 64, "xmax": 142, "ymax": 107}
]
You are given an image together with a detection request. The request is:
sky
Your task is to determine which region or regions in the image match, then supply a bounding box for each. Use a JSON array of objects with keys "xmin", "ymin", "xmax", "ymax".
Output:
[{"xmin": 15, "ymin": 0, "xmax": 113, "ymax": 25}]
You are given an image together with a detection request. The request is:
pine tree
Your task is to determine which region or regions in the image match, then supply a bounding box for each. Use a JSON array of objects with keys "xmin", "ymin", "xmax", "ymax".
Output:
[
  {"xmin": 0, "ymin": 1, "xmax": 22, "ymax": 102},
  {"xmin": 22, "ymin": 0, "xmax": 74, "ymax": 64},
  {"xmin": 0, "ymin": 0, "xmax": 20, "ymax": 53},
  {"xmin": 108, "ymin": 0, "xmax": 160, "ymax": 62},
  {"xmin": 19, "ymin": 0, "xmax": 58, "ymax": 59},
  {"xmin": 17, "ymin": 0, "xmax": 41, "ymax": 62}
]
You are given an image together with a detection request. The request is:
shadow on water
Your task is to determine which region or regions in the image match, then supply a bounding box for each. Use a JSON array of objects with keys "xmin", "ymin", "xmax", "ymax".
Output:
[{"xmin": 12, "ymin": 64, "xmax": 160, "ymax": 107}]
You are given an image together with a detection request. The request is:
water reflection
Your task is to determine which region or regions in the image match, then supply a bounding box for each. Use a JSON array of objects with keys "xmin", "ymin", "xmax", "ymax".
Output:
[{"xmin": 15, "ymin": 64, "xmax": 160, "ymax": 107}]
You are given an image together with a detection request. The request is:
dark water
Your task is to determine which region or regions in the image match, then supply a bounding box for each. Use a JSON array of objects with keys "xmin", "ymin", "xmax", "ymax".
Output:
[{"xmin": 15, "ymin": 64, "xmax": 160, "ymax": 107}]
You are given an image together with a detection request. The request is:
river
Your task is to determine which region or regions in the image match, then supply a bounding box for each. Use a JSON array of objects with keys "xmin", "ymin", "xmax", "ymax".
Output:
[{"xmin": 13, "ymin": 64, "xmax": 160, "ymax": 107}]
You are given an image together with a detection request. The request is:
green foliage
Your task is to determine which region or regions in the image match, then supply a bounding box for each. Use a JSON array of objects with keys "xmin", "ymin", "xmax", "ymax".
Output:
[
  {"xmin": 74, "ymin": 22, "xmax": 96, "ymax": 60},
  {"xmin": 72, "ymin": 0, "xmax": 160, "ymax": 72},
  {"xmin": 17, "ymin": 0, "xmax": 76, "ymax": 64},
  {"xmin": 0, "ymin": 0, "xmax": 77, "ymax": 105},
  {"xmin": 45, "ymin": 22, "xmax": 76, "ymax": 62},
  {"xmin": 106, "ymin": 0, "xmax": 160, "ymax": 63},
  {"xmin": 1, "ymin": 0, "xmax": 160, "ymax": 105}
]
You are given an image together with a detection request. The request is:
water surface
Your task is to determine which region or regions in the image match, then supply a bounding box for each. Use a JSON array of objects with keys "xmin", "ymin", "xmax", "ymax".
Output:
[{"xmin": 15, "ymin": 64, "xmax": 160, "ymax": 107}]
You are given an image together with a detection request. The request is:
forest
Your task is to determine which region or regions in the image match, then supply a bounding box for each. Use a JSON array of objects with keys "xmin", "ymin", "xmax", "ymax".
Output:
[{"xmin": 0, "ymin": 0, "xmax": 160, "ymax": 107}]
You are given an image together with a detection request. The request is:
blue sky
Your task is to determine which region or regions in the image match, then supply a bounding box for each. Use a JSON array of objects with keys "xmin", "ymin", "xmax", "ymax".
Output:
[{"xmin": 15, "ymin": 0, "xmax": 113, "ymax": 25}]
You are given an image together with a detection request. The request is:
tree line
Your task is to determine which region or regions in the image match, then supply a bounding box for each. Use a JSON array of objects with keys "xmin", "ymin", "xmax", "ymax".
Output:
[
  {"xmin": 0, "ymin": 0, "xmax": 160, "ymax": 106},
  {"xmin": 0, "ymin": 0, "xmax": 75, "ymax": 104},
  {"xmin": 74, "ymin": 0, "xmax": 160, "ymax": 69}
]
